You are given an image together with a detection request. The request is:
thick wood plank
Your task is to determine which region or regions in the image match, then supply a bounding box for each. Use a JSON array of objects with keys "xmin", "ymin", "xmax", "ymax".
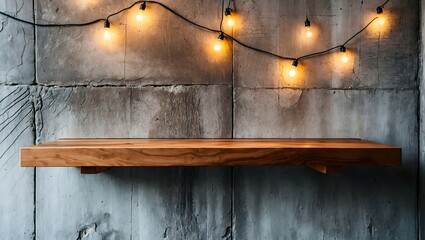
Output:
[{"xmin": 20, "ymin": 139, "xmax": 401, "ymax": 168}]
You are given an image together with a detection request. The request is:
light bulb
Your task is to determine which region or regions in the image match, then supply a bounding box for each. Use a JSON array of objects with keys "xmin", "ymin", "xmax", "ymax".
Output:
[
  {"xmin": 305, "ymin": 26, "xmax": 313, "ymax": 38},
  {"xmin": 288, "ymin": 60, "xmax": 298, "ymax": 78},
  {"xmin": 305, "ymin": 18, "xmax": 313, "ymax": 39},
  {"xmin": 376, "ymin": 6, "xmax": 385, "ymax": 26},
  {"xmin": 214, "ymin": 33, "xmax": 225, "ymax": 52},
  {"xmin": 214, "ymin": 40, "xmax": 223, "ymax": 52},
  {"xmin": 225, "ymin": 8, "xmax": 235, "ymax": 28},
  {"xmin": 227, "ymin": 16, "xmax": 235, "ymax": 27},
  {"xmin": 340, "ymin": 46, "xmax": 349, "ymax": 63},
  {"xmin": 341, "ymin": 53, "xmax": 349, "ymax": 63},
  {"xmin": 378, "ymin": 16, "xmax": 385, "ymax": 26},
  {"xmin": 136, "ymin": 12, "xmax": 144, "ymax": 22},
  {"xmin": 136, "ymin": 2, "xmax": 147, "ymax": 22},
  {"xmin": 103, "ymin": 29, "xmax": 111, "ymax": 40},
  {"xmin": 103, "ymin": 20, "xmax": 111, "ymax": 40},
  {"xmin": 289, "ymin": 68, "xmax": 297, "ymax": 77}
]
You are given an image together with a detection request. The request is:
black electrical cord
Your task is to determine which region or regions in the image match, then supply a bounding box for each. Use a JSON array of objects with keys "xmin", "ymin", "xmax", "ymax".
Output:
[
  {"xmin": 219, "ymin": 0, "xmax": 225, "ymax": 32},
  {"xmin": 223, "ymin": 33, "xmax": 296, "ymax": 60},
  {"xmin": 0, "ymin": 0, "xmax": 389, "ymax": 63},
  {"xmin": 0, "ymin": 11, "xmax": 104, "ymax": 27},
  {"xmin": 381, "ymin": 0, "xmax": 390, "ymax": 7}
]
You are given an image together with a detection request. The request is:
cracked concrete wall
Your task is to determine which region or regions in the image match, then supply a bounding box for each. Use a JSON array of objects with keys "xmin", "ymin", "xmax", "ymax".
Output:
[{"xmin": 0, "ymin": 0, "xmax": 422, "ymax": 239}]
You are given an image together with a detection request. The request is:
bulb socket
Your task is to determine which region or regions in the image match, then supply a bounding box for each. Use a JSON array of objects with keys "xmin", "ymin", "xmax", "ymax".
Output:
[
  {"xmin": 140, "ymin": 2, "xmax": 147, "ymax": 10},
  {"xmin": 340, "ymin": 46, "xmax": 346, "ymax": 53},
  {"xmin": 225, "ymin": 8, "xmax": 232, "ymax": 16},
  {"xmin": 218, "ymin": 32, "xmax": 225, "ymax": 40},
  {"xmin": 104, "ymin": 19, "xmax": 110, "ymax": 28},
  {"xmin": 376, "ymin": 6, "xmax": 383, "ymax": 14},
  {"xmin": 292, "ymin": 60, "xmax": 299, "ymax": 67},
  {"xmin": 305, "ymin": 18, "xmax": 311, "ymax": 27}
]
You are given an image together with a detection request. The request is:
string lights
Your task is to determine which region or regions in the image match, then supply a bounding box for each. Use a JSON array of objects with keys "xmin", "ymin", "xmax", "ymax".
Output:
[{"xmin": 0, "ymin": 0, "xmax": 391, "ymax": 80}]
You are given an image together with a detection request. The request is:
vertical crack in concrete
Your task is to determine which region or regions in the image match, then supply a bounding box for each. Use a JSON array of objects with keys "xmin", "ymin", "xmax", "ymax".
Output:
[
  {"xmin": 130, "ymin": 168, "xmax": 134, "ymax": 240},
  {"xmin": 31, "ymin": 87, "xmax": 43, "ymax": 144},
  {"xmin": 32, "ymin": 0, "xmax": 37, "ymax": 239},
  {"xmin": 123, "ymin": 14, "xmax": 128, "ymax": 81}
]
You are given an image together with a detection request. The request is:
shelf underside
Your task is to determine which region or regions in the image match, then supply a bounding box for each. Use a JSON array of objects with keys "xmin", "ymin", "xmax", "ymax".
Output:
[{"xmin": 20, "ymin": 138, "xmax": 401, "ymax": 174}]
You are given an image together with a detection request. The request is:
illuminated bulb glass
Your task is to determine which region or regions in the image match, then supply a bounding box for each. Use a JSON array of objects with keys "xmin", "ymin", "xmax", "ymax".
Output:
[
  {"xmin": 378, "ymin": 16, "xmax": 385, "ymax": 26},
  {"xmin": 227, "ymin": 15, "xmax": 235, "ymax": 27},
  {"xmin": 339, "ymin": 46, "xmax": 349, "ymax": 63},
  {"xmin": 305, "ymin": 26, "xmax": 313, "ymax": 38},
  {"xmin": 214, "ymin": 40, "xmax": 223, "ymax": 52},
  {"xmin": 103, "ymin": 29, "xmax": 111, "ymax": 40},
  {"xmin": 288, "ymin": 60, "xmax": 298, "ymax": 78},
  {"xmin": 136, "ymin": 12, "xmax": 144, "ymax": 22},
  {"xmin": 304, "ymin": 18, "xmax": 313, "ymax": 39},
  {"xmin": 376, "ymin": 6, "xmax": 385, "ymax": 26},
  {"xmin": 289, "ymin": 68, "xmax": 297, "ymax": 77},
  {"xmin": 341, "ymin": 52, "xmax": 349, "ymax": 63},
  {"xmin": 214, "ymin": 33, "xmax": 225, "ymax": 52},
  {"xmin": 225, "ymin": 8, "xmax": 234, "ymax": 28},
  {"xmin": 137, "ymin": 2, "xmax": 147, "ymax": 22}
]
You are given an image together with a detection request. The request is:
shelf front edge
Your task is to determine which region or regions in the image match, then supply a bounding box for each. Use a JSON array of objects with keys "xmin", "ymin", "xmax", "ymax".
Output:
[{"xmin": 20, "ymin": 146, "xmax": 401, "ymax": 167}]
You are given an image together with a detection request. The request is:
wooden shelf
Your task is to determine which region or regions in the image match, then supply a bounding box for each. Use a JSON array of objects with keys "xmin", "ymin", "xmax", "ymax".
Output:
[{"xmin": 20, "ymin": 138, "xmax": 401, "ymax": 174}]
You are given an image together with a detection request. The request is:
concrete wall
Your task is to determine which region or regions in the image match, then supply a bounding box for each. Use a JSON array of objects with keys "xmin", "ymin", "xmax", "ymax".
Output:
[{"xmin": 0, "ymin": 0, "xmax": 421, "ymax": 239}]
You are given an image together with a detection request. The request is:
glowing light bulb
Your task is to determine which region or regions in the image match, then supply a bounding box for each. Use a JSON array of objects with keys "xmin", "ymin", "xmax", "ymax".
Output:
[
  {"xmin": 288, "ymin": 60, "xmax": 298, "ymax": 78},
  {"xmin": 305, "ymin": 26, "xmax": 313, "ymax": 38},
  {"xmin": 214, "ymin": 33, "xmax": 225, "ymax": 52},
  {"xmin": 136, "ymin": 13, "xmax": 144, "ymax": 22},
  {"xmin": 214, "ymin": 40, "xmax": 223, "ymax": 52},
  {"xmin": 225, "ymin": 8, "xmax": 235, "ymax": 28},
  {"xmin": 305, "ymin": 18, "xmax": 313, "ymax": 39},
  {"xmin": 103, "ymin": 20, "xmax": 111, "ymax": 40},
  {"xmin": 103, "ymin": 29, "xmax": 111, "ymax": 40},
  {"xmin": 227, "ymin": 16, "xmax": 235, "ymax": 27},
  {"xmin": 340, "ymin": 46, "xmax": 349, "ymax": 63},
  {"xmin": 136, "ymin": 2, "xmax": 147, "ymax": 22},
  {"xmin": 376, "ymin": 6, "xmax": 385, "ymax": 26},
  {"xmin": 378, "ymin": 16, "xmax": 385, "ymax": 26},
  {"xmin": 341, "ymin": 53, "xmax": 349, "ymax": 63}
]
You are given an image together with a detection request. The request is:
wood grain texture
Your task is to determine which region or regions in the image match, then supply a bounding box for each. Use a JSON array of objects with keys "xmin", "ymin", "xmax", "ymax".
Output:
[{"xmin": 20, "ymin": 138, "xmax": 401, "ymax": 168}]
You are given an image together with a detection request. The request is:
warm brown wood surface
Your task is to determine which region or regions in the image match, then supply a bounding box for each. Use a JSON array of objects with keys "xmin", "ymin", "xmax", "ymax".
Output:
[{"xmin": 20, "ymin": 139, "xmax": 401, "ymax": 172}]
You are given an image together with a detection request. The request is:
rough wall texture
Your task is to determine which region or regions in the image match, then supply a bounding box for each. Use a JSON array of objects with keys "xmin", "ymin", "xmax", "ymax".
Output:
[{"xmin": 0, "ymin": 0, "xmax": 422, "ymax": 239}]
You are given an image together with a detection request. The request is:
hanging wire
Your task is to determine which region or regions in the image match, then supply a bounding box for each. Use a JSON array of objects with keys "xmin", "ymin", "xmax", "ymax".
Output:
[
  {"xmin": 219, "ymin": 0, "xmax": 225, "ymax": 32},
  {"xmin": 0, "ymin": 0, "xmax": 389, "ymax": 62},
  {"xmin": 381, "ymin": 0, "xmax": 390, "ymax": 7}
]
